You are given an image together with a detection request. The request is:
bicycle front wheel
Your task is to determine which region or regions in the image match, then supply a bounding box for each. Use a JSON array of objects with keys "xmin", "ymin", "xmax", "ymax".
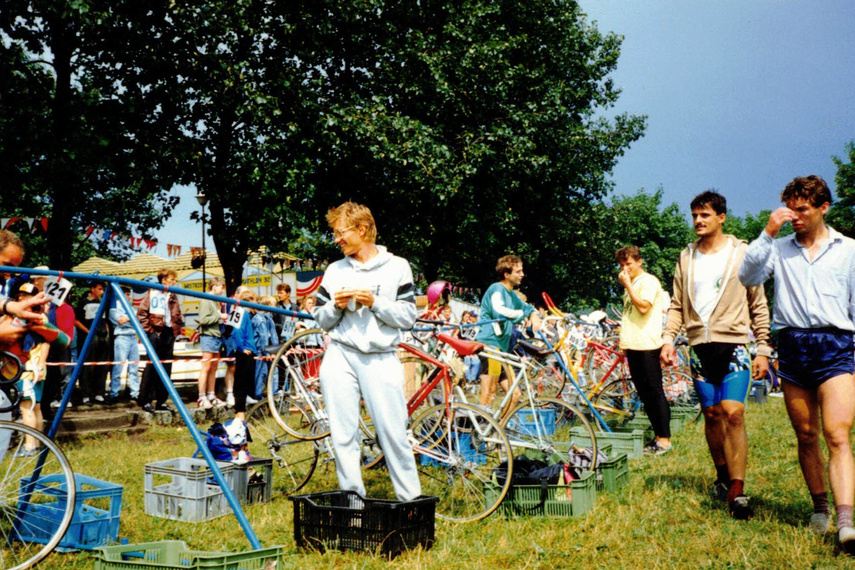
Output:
[
  {"xmin": 0, "ymin": 420, "xmax": 76, "ymax": 570},
  {"xmin": 410, "ymin": 403, "xmax": 513, "ymax": 523},
  {"xmin": 591, "ymin": 380, "xmax": 642, "ymax": 431},
  {"xmin": 267, "ymin": 329, "xmax": 330, "ymax": 441},
  {"xmin": 502, "ymin": 397, "xmax": 599, "ymax": 469},
  {"xmin": 246, "ymin": 401, "xmax": 318, "ymax": 494}
]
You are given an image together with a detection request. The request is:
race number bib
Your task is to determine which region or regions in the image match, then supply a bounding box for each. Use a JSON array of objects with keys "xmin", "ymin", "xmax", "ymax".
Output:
[
  {"xmin": 43, "ymin": 275, "xmax": 72, "ymax": 305},
  {"xmin": 226, "ymin": 307, "xmax": 245, "ymax": 328},
  {"xmin": 149, "ymin": 291, "xmax": 167, "ymax": 316}
]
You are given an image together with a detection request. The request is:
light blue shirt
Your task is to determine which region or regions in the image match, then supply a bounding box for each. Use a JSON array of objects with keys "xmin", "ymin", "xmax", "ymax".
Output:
[{"xmin": 738, "ymin": 227, "xmax": 855, "ymax": 332}]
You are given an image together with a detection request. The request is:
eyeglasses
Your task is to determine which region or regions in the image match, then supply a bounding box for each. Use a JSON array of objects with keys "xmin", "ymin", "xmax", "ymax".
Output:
[{"xmin": 332, "ymin": 225, "xmax": 355, "ymax": 239}]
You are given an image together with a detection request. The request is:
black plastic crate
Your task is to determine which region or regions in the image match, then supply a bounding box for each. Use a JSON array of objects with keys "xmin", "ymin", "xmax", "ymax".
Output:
[{"xmin": 289, "ymin": 491, "xmax": 438, "ymax": 558}]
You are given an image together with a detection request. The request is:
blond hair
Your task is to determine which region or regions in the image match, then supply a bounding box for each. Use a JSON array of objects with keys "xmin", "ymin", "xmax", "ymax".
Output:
[{"xmin": 326, "ymin": 201, "xmax": 377, "ymax": 243}]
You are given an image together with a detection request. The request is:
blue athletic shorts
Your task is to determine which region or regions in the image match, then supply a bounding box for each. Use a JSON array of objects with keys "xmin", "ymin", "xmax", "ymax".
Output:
[
  {"xmin": 200, "ymin": 335, "xmax": 223, "ymax": 354},
  {"xmin": 777, "ymin": 327, "xmax": 854, "ymax": 389},
  {"xmin": 692, "ymin": 343, "xmax": 751, "ymax": 407}
]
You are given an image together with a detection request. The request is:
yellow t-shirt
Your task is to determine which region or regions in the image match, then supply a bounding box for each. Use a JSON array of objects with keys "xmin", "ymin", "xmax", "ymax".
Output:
[{"xmin": 619, "ymin": 272, "xmax": 664, "ymax": 351}]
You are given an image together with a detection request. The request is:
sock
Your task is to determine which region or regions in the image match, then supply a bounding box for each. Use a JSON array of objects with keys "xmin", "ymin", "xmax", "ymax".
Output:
[
  {"xmin": 811, "ymin": 492, "xmax": 830, "ymax": 515},
  {"xmin": 715, "ymin": 464, "xmax": 730, "ymax": 485},
  {"xmin": 727, "ymin": 479, "xmax": 744, "ymax": 503},
  {"xmin": 207, "ymin": 392, "xmax": 216, "ymax": 400},
  {"xmin": 838, "ymin": 505, "xmax": 854, "ymax": 531},
  {"xmin": 227, "ymin": 389, "xmax": 234, "ymax": 394}
]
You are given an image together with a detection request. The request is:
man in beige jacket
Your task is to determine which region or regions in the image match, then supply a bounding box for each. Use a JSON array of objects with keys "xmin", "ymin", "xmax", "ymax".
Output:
[{"xmin": 661, "ymin": 190, "xmax": 771, "ymax": 520}]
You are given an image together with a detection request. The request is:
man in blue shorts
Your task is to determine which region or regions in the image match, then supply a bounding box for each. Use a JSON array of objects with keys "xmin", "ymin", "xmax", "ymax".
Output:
[
  {"xmin": 661, "ymin": 191, "xmax": 771, "ymax": 520},
  {"xmin": 739, "ymin": 175, "xmax": 855, "ymax": 552}
]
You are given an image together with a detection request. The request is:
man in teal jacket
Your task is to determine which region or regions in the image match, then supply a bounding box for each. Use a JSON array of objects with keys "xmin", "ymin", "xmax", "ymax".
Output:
[{"xmin": 475, "ymin": 255, "xmax": 541, "ymax": 408}]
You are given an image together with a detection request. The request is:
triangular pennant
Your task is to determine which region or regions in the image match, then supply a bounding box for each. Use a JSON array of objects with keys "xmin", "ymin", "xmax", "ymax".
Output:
[
  {"xmin": 84, "ymin": 226, "xmax": 95, "ymax": 238},
  {"xmin": 39, "ymin": 217, "xmax": 48, "ymax": 232}
]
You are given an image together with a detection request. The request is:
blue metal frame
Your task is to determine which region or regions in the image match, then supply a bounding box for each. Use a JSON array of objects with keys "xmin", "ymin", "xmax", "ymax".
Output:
[{"xmin": 2, "ymin": 264, "xmax": 313, "ymax": 550}]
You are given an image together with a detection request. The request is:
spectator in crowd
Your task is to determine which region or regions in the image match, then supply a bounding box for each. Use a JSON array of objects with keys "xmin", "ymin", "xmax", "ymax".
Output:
[
  {"xmin": 196, "ymin": 277, "xmax": 227, "ymax": 409},
  {"xmin": 295, "ymin": 295, "xmax": 323, "ymax": 347},
  {"xmin": 460, "ymin": 310, "xmax": 481, "ymax": 382},
  {"xmin": 1, "ymin": 283, "xmax": 69, "ymax": 455},
  {"xmin": 26, "ymin": 268, "xmax": 76, "ymax": 414},
  {"xmin": 229, "ymin": 289, "xmax": 258, "ymax": 419},
  {"xmin": 252, "ymin": 295, "xmax": 279, "ymax": 401},
  {"xmin": 739, "ymin": 175, "xmax": 855, "ymax": 550},
  {"xmin": 137, "ymin": 268, "xmax": 184, "ymax": 413},
  {"xmin": 0, "ymin": 230, "xmax": 49, "ymax": 323},
  {"xmin": 222, "ymin": 285, "xmax": 248, "ymax": 408},
  {"xmin": 615, "ymin": 245, "xmax": 671, "ymax": 455},
  {"xmin": 274, "ymin": 283, "xmax": 299, "ymax": 342},
  {"xmin": 314, "ymin": 201, "xmax": 421, "ymax": 501},
  {"xmin": 108, "ymin": 286, "xmax": 140, "ymax": 404},
  {"xmin": 74, "ymin": 280, "xmax": 110, "ymax": 405}
]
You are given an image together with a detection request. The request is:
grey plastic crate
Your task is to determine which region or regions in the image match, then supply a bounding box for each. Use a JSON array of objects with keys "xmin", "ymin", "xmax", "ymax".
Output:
[
  {"xmin": 231, "ymin": 458, "xmax": 273, "ymax": 505},
  {"xmin": 144, "ymin": 457, "xmax": 236, "ymax": 522}
]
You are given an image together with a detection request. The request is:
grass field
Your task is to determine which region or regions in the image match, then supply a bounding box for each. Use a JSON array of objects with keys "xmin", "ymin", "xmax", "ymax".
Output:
[{"xmin": 40, "ymin": 395, "xmax": 855, "ymax": 569}]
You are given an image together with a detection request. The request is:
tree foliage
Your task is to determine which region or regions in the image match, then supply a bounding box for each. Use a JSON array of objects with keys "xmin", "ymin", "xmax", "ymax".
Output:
[{"xmin": 827, "ymin": 141, "xmax": 855, "ymax": 237}]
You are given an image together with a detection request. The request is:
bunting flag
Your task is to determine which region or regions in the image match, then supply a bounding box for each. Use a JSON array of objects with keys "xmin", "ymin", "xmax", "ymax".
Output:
[
  {"xmin": 85, "ymin": 226, "xmax": 96, "ymax": 238},
  {"xmin": 1, "ymin": 218, "xmax": 21, "ymax": 229},
  {"xmin": 296, "ymin": 270, "xmax": 324, "ymax": 297}
]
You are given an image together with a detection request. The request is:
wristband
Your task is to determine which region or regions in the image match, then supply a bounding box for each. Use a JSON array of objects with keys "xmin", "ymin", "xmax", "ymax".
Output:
[{"xmin": 0, "ymin": 298, "xmax": 10, "ymax": 315}]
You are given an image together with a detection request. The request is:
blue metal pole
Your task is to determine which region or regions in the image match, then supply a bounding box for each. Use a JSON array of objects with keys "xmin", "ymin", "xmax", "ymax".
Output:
[
  {"xmin": 110, "ymin": 283, "xmax": 261, "ymax": 549},
  {"xmin": 537, "ymin": 331, "xmax": 612, "ymax": 433},
  {"xmin": 46, "ymin": 285, "xmax": 113, "ymax": 440}
]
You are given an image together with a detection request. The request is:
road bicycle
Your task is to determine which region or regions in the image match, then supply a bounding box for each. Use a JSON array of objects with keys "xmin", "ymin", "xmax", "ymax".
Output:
[
  {"xmin": 263, "ymin": 326, "xmax": 516, "ymax": 522},
  {"xmin": 0, "ymin": 351, "xmax": 76, "ymax": 570}
]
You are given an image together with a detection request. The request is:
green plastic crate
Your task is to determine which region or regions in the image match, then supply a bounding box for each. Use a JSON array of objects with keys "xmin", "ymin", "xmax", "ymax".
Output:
[
  {"xmin": 622, "ymin": 413, "xmax": 683, "ymax": 435},
  {"xmin": 671, "ymin": 405, "xmax": 702, "ymax": 424},
  {"xmin": 488, "ymin": 470, "xmax": 597, "ymax": 518},
  {"xmin": 93, "ymin": 540, "xmax": 290, "ymax": 570},
  {"xmin": 571, "ymin": 427, "xmax": 645, "ymax": 459},
  {"xmin": 595, "ymin": 451, "xmax": 630, "ymax": 492}
]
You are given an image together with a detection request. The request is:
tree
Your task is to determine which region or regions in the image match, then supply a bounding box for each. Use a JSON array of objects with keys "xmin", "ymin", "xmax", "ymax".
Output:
[
  {"xmin": 827, "ymin": 141, "xmax": 855, "ymax": 237},
  {"xmin": 1, "ymin": 1, "xmax": 184, "ymax": 270}
]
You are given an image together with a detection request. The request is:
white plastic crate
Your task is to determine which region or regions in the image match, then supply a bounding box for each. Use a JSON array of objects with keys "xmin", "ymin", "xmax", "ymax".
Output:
[{"xmin": 144, "ymin": 457, "xmax": 236, "ymax": 523}]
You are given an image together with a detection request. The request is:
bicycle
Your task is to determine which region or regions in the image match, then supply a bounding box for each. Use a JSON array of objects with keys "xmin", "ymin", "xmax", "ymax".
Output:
[
  {"xmin": 0, "ymin": 351, "xmax": 76, "ymax": 570},
  {"xmin": 264, "ymin": 326, "xmax": 516, "ymax": 522}
]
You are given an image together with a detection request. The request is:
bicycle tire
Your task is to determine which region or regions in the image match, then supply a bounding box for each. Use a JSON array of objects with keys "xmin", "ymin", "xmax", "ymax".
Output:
[
  {"xmin": 661, "ymin": 369, "xmax": 702, "ymax": 423},
  {"xmin": 410, "ymin": 402, "xmax": 513, "ymax": 523},
  {"xmin": 266, "ymin": 329, "xmax": 330, "ymax": 440},
  {"xmin": 520, "ymin": 339, "xmax": 567, "ymax": 399},
  {"xmin": 591, "ymin": 380, "xmax": 642, "ymax": 431},
  {"xmin": 246, "ymin": 401, "xmax": 318, "ymax": 494},
  {"xmin": 582, "ymin": 340, "xmax": 625, "ymax": 387},
  {"xmin": 0, "ymin": 420, "xmax": 76, "ymax": 570},
  {"xmin": 501, "ymin": 397, "xmax": 600, "ymax": 469}
]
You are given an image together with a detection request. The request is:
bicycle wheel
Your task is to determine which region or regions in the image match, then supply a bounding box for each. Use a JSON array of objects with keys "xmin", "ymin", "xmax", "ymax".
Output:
[
  {"xmin": 661, "ymin": 369, "xmax": 702, "ymax": 423},
  {"xmin": 267, "ymin": 329, "xmax": 329, "ymax": 441},
  {"xmin": 410, "ymin": 403, "xmax": 513, "ymax": 523},
  {"xmin": 0, "ymin": 420, "xmax": 75, "ymax": 570},
  {"xmin": 501, "ymin": 397, "xmax": 600, "ymax": 469},
  {"xmin": 521, "ymin": 340, "xmax": 566, "ymax": 399},
  {"xmin": 591, "ymin": 380, "xmax": 642, "ymax": 431},
  {"xmin": 246, "ymin": 401, "xmax": 318, "ymax": 494},
  {"xmin": 583, "ymin": 341, "xmax": 626, "ymax": 387}
]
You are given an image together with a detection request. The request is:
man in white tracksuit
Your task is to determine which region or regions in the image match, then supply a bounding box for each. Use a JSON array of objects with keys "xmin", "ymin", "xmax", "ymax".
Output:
[{"xmin": 313, "ymin": 201, "xmax": 421, "ymax": 501}]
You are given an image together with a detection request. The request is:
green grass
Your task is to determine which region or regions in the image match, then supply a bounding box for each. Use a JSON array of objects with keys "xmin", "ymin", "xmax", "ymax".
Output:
[{"xmin": 42, "ymin": 396, "xmax": 855, "ymax": 569}]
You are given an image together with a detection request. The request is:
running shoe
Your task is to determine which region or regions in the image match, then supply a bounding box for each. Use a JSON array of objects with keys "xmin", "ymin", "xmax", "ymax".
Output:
[
  {"xmin": 14, "ymin": 447, "xmax": 37, "ymax": 458},
  {"xmin": 840, "ymin": 526, "xmax": 855, "ymax": 555},
  {"xmin": 712, "ymin": 480, "xmax": 729, "ymax": 503},
  {"xmin": 197, "ymin": 397, "xmax": 213, "ymax": 410},
  {"xmin": 94, "ymin": 395, "xmax": 105, "ymax": 403},
  {"xmin": 156, "ymin": 403, "xmax": 172, "ymax": 412},
  {"xmin": 142, "ymin": 403, "xmax": 156, "ymax": 414},
  {"xmin": 226, "ymin": 393, "xmax": 235, "ymax": 407},
  {"xmin": 643, "ymin": 441, "xmax": 672, "ymax": 456},
  {"xmin": 209, "ymin": 397, "xmax": 227, "ymax": 408},
  {"xmin": 728, "ymin": 495, "xmax": 753, "ymax": 520},
  {"xmin": 245, "ymin": 395, "xmax": 259, "ymax": 405},
  {"xmin": 809, "ymin": 512, "xmax": 832, "ymax": 535}
]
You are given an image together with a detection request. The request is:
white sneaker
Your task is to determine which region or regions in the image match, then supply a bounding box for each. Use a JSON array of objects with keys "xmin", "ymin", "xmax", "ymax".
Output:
[
  {"xmin": 94, "ymin": 395, "xmax": 105, "ymax": 403},
  {"xmin": 839, "ymin": 526, "xmax": 855, "ymax": 555},
  {"xmin": 50, "ymin": 400, "xmax": 61, "ymax": 409},
  {"xmin": 81, "ymin": 397, "xmax": 91, "ymax": 405},
  {"xmin": 245, "ymin": 395, "xmax": 259, "ymax": 405},
  {"xmin": 209, "ymin": 397, "xmax": 227, "ymax": 408},
  {"xmin": 226, "ymin": 393, "xmax": 235, "ymax": 408},
  {"xmin": 197, "ymin": 397, "xmax": 213, "ymax": 410},
  {"xmin": 809, "ymin": 512, "xmax": 832, "ymax": 535}
]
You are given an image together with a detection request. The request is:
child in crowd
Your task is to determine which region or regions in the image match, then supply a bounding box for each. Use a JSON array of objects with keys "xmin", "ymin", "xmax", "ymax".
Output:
[
  {"xmin": 228, "ymin": 289, "xmax": 257, "ymax": 420},
  {"xmin": 252, "ymin": 296, "xmax": 279, "ymax": 400},
  {"xmin": 295, "ymin": 295, "xmax": 323, "ymax": 346},
  {"xmin": 0, "ymin": 283, "xmax": 69, "ymax": 455}
]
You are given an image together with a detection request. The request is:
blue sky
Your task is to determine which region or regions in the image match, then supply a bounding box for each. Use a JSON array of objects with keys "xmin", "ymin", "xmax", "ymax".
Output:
[
  {"xmin": 154, "ymin": 1, "xmax": 855, "ymax": 254},
  {"xmin": 579, "ymin": 0, "xmax": 855, "ymax": 218}
]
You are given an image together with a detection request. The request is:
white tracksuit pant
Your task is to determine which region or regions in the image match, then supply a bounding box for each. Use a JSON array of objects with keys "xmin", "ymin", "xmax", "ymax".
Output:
[{"xmin": 318, "ymin": 342, "xmax": 421, "ymax": 501}]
